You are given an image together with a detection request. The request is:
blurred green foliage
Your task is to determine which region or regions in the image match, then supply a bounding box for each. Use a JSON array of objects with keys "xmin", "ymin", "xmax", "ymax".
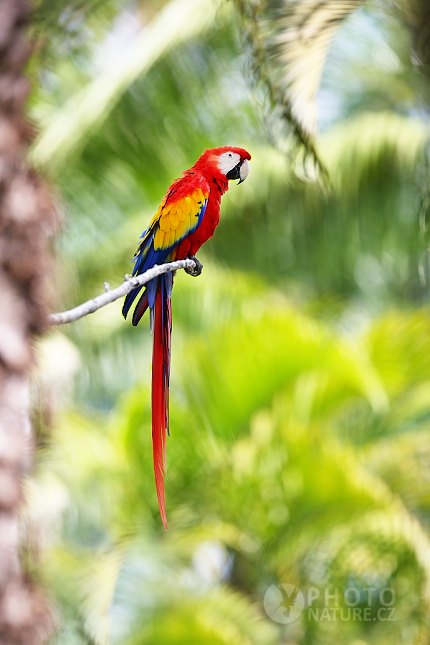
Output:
[{"xmin": 28, "ymin": 0, "xmax": 430, "ymax": 643}]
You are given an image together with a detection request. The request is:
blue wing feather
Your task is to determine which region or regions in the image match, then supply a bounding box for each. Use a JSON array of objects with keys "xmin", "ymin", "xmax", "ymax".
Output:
[
  {"xmin": 122, "ymin": 196, "xmax": 208, "ymax": 320},
  {"xmin": 122, "ymin": 227, "xmax": 171, "ymax": 318}
]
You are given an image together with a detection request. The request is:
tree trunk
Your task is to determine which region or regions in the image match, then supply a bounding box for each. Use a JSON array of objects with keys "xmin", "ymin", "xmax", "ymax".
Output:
[{"xmin": 0, "ymin": 0, "xmax": 56, "ymax": 642}]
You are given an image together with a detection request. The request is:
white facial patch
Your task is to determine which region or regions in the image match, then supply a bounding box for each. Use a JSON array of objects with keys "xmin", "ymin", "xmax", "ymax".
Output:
[{"xmin": 218, "ymin": 151, "xmax": 241, "ymax": 175}]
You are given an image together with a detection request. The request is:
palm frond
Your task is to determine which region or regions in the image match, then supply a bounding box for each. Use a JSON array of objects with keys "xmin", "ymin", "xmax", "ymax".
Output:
[
  {"xmin": 234, "ymin": 0, "xmax": 362, "ymax": 168},
  {"xmin": 30, "ymin": 0, "xmax": 227, "ymax": 169},
  {"xmin": 320, "ymin": 110, "xmax": 429, "ymax": 193},
  {"xmin": 398, "ymin": 0, "xmax": 430, "ymax": 87},
  {"xmin": 80, "ymin": 548, "xmax": 125, "ymax": 645}
]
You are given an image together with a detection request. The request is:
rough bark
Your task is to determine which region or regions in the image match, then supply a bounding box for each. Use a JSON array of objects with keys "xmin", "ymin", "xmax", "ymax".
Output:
[{"xmin": 0, "ymin": 0, "xmax": 56, "ymax": 642}]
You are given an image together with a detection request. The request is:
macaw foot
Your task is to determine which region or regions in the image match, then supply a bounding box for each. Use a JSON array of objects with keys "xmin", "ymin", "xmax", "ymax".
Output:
[{"xmin": 185, "ymin": 256, "xmax": 203, "ymax": 277}]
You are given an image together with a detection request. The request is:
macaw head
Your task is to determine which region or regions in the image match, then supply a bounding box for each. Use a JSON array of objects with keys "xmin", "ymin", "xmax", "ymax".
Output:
[{"xmin": 194, "ymin": 146, "xmax": 251, "ymax": 185}]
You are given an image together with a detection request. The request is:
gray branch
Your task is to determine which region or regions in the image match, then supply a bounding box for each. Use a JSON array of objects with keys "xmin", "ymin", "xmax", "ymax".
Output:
[{"xmin": 48, "ymin": 258, "xmax": 197, "ymax": 325}]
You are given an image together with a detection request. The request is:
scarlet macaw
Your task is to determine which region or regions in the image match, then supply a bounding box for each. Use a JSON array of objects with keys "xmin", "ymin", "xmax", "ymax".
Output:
[{"xmin": 123, "ymin": 147, "xmax": 251, "ymax": 529}]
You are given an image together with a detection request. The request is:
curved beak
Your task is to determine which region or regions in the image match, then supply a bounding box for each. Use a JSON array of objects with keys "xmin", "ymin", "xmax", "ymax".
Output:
[
  {"xmin": 226, "ymin": 158, "xmax": 250, "ymax": 184},
  {"xmin": 238, "ymin": 158, "xmax": 250, "ymax": 184}
]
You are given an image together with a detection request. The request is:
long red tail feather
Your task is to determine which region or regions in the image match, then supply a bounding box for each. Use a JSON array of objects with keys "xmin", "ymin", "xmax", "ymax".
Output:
[{"xmin": 151, "ymin": 277, "xmax": 171, "ymax": 530}]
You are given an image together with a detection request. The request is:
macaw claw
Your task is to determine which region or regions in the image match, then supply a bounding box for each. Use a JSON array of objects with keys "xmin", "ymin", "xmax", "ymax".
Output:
[{"xmin": 185, "ymin": 256, "xmax": 203, "ymax": 277}]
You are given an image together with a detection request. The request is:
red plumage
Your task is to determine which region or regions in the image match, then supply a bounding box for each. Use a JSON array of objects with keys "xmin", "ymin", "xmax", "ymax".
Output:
[
  {"xmin": 151, "ymin": 283, "xmax": 170, "ymax": 530},
  {"xmin": 123, "ymin": 146, "xmax": 251, "ymax": 529}
]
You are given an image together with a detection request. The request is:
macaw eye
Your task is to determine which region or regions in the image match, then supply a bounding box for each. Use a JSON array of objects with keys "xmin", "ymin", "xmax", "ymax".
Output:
[{"xmin": 228, "ymin": 153, "xmax": 233, "ymax": 157}]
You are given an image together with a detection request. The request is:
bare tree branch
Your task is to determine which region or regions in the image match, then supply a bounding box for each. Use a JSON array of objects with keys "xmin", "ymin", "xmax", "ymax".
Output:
[{"xmin": 48, "ymin": 258, "xmax": 197, "ymax": 325}]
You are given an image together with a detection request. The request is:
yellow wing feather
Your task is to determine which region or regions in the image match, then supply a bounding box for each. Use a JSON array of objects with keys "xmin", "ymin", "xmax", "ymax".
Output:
[
  {"xmin": 153, "ymin": 188, "xmax": 208, "ymax": 251},
  {"xmin": 170, "ymin": 212, "xmax": 179, "ymax": 229}
]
